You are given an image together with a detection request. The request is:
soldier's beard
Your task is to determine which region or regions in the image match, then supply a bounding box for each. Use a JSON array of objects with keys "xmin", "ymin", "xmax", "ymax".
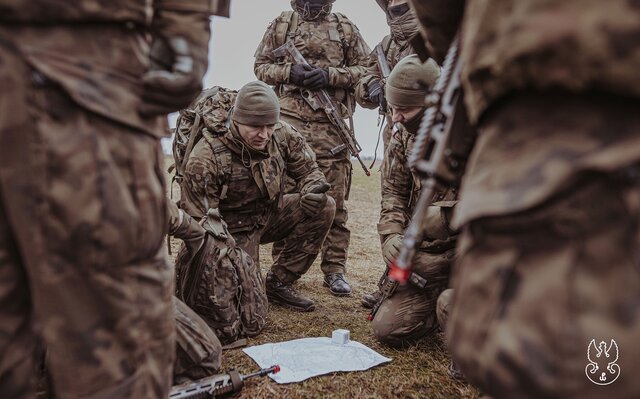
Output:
[
  {"xmin": 292, "ymin": 0, "xmax": 333, "ymax": 21},
  {"xmin": 403, "ymin": 107, "xmax": 426, "ymax": 135}
]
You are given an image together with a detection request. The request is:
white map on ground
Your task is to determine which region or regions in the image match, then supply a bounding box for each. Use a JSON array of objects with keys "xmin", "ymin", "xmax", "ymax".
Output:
[{"xmin": 243, "ymin": 337, "xmax": 392, "ymax": 384}]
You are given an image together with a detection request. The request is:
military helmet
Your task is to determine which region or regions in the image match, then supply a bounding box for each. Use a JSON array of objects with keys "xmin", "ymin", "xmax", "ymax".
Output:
[
  {"xmin": 375, "ymin": 0, "xmax": 411, "ymax": 19},
  {"xmin": 291, "ymin": 0, "xmax": 336, "ymax": 21}
]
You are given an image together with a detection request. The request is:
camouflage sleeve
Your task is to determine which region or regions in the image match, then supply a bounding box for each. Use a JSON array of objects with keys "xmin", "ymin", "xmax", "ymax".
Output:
[
  {"xmin": 182, "ymin": 141, "xmax": 223, "ymax": 218},
  {"xmin": 279, "ymin": 123, "xmax": 327, "ymax": 193},
  {"xmin": 327, "ymin": 22, "xmax": 372, "ymax": 89},
  {"xmin": 153, "ymin": 0, "xmax": 216, "ymax": 50},
  {"xmin": 354, "ymin": 48, "xmax": 382, "ymax": 109},
  {"xmin": 167, "ymin": 198, "xmax": 207, "ymax": 240},
  {"xmin": 253, "ymin": 18, "xmax": 292, "ymax": 86},
  {"xmin": 377, "ymin": 131, "xmax": 412, "ymax": 241},
  {"xmin": 409, "ymin": 0, "xmax": 465, "ymax": 64}
]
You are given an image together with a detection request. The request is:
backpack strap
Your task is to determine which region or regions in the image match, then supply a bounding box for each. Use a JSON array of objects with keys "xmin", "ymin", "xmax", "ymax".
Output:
[
  {"xmin": 204, "ymin": 132, "xmax": 233, "ymax": 204},
  {"xmin": 334, "ymin": 12, "xmax": 355, "ymax": 45},
  {"xmin": 274, "ymin": 10, "xmax": 300, "ymax": 47}
]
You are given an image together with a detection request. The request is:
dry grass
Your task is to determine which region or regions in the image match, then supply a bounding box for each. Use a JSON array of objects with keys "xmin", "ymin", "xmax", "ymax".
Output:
[{"xmin": 167, "ymin": 160, "xmax": 480, "ymax": 398}]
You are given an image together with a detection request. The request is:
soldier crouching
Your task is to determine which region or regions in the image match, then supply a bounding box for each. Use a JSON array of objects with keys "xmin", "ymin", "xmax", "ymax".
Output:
[
  {"xmin": 364, "ymin": 56, "xmax": 458, "ymax": 347},
  {"xmin": 180, "ymin": 81, "xmax": 336, "ymax": 313}
]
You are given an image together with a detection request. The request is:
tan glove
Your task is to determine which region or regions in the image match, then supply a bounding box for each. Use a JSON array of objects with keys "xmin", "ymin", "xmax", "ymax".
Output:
[{"xmin": 382, "ymin": 234, "xmax": 403, "ymax": 265}]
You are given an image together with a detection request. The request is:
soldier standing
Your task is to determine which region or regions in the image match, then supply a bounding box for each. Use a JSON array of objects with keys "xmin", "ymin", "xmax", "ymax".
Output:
[
  {"xmin": 354, "ymin": 0, "xmax": 419, "ymax": 149},
  {"xmin": 180, "ymin": 81, "xmax": 336, "ymax": 312},
  {"xmin": 254, "ymin": 0, "xmax": 371, "ymax": 297},
  {"xmin": 410, "ymin": 0, "xmax": 640, "ymax": 397},
  {"xmin": 0, "ymin": 1, "xmax": 229, "ymax": 398}
]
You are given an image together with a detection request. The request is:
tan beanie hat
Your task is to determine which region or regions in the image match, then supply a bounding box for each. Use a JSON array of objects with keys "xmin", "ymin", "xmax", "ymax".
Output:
[
  {"xmin": 386, "ymin": 55, "xmax": 441, "ymax": 107},
  {"xmin": 233, "ymin": 81, "xmax": 280, "ymax": 125}
]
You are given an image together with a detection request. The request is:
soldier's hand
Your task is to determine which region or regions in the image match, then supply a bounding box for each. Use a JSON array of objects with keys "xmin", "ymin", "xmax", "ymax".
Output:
[
  {"xmin": 382, "ymin": 234, "xmax": 403, "ymax": 265},
  {"xmin": 300, "ymin": 182, "xmax": 331, "ymax": 216},
  {"xmin": 302, "ymin": 67, "xmax": 330, "ymax": 90},
  {"xmin": 367, "ymin": 79, "xmax": 387, "ymax": 112},
  {"xmin": 290, "ymin": 64, "xmax": 314, "ymax": 86},
  {"xmin": 139, "ymin": 36, "xmax": 207, "ymax": 116}
]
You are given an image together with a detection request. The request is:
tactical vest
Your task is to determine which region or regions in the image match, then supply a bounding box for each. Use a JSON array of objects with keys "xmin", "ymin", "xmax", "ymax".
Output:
[
  {"xmin": 272, "ymin": 10, "xmax": 357, "ymax": 53},
  {"xmin": 203, "ymin": 129, "xmax": 289, "ymax": 235}
]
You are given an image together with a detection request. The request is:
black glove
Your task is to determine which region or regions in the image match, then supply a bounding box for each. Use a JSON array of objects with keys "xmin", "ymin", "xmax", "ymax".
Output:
[
  {"xmin": 300, "ymin": 182, "xmax": 331, "ymax": 216},
  {"xmin": 139, "ymin": 36, "xmax": 206, "ymax": 116},
  {"xmin": 302, "ymin": 67, "xmax": 330, "ymax": 90},
  {"xmin": 367, "ymin": 79, "xmax": 387, "ymax": 113},
  {"xmin": 290, "ymin": 64, "xmax": 314, "ymax": 86}
]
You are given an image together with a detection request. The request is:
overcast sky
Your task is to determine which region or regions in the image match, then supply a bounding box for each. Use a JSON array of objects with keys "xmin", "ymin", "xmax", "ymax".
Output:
[{"xmin": 164, "ymin": 0, "xmax": 390, "ymax": 157}]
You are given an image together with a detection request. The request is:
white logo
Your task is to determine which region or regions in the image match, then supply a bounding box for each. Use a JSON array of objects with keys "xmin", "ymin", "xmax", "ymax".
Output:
[{"xmin": 585, "ymin": 339, "xmax": 621, "ymax": 385}]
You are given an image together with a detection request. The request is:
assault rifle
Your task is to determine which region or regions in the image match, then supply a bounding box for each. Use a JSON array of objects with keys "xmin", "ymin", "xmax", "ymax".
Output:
[
  {"xmin": 387, "ymin": 36, "xmax": 476, "ymax": 285},
  {"xmin": 169, "ymin": 365, "xmax": 280, "ymax": 398},
  {"xmin": 273, "ymin": 40, "xmax": 371, "ymax": 176},
  {"xmin": 374, "ymin": 43, "xmax": 392, "ymax": 79}
]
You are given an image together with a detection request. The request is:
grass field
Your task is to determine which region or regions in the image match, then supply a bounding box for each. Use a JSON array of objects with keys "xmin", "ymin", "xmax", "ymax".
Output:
[{"xmin": 167, "ymin": 160, "xmax": 481, "ymax": 398}]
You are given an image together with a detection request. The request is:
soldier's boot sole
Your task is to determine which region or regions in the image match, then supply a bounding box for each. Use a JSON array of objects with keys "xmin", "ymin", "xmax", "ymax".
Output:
[{"xmin": 267, "ymin": 293, "xmax": 316, "ymax": 312}]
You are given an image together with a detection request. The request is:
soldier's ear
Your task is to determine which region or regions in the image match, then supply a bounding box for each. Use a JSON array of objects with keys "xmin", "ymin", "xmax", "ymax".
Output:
[{"xmin": 409, "ymin": 33, "xmax": 431, "ymax": 63}]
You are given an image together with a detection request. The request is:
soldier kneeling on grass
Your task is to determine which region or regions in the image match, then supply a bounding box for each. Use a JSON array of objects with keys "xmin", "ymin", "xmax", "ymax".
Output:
[
  {"xmin": 176, "ymin": 81, "xmax": 335, "ymax": 317},
  {"xmin": 363, "ymin": 56, "xmax": 464, "ymax": 378}
]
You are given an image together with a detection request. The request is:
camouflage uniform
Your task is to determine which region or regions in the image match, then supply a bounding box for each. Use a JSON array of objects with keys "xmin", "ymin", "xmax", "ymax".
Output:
[
  {"xmin": 167, "ymin": 201, "xmax": 222, "ymax": 383},
  {"xmin": 254, "ymin": 7, "xmax": 370, "ymax": 277},
  {"xmin": 0, "ymin": 1, "xmax": 228, "ymax": 398},
  {"xmin": 354, "ymin": 0, "xmax": 418, "ymax": 149},
  {"xmin": 372, "ymin": 124, "xmax": 457, "ymax": 347},
  {"xmin": 410, "ymin": 0, "xmax": 640, "ymax": 397},
  {"xmin": 180, "ymin": 121, "xmax": 335, "ymax": 286}
]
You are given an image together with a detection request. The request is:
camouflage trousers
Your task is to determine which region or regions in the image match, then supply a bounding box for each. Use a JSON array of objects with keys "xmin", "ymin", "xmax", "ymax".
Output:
[
  {"xmin": 449, "ymin": 172, "xmax": 640, "ymax": 399},
  {"xmin": 0, "ymin": 42, "xmax": 174, "ymax": 398},
  {"xmin": 281, "ymin": 115, "xmax": 351, "ymax": 275},
  {"xmin": 436, "ymin": 288, "xmax": 454, "ymax": 333},
  {"xmin": 174, "ymin": 298, "xmax": 221, "ymax": 384},
  {"xmin": 372, "ymin": 245, "xmax": 454, "ymax": 347},
  {"xmin": 238, "ymin": 193, "xmax": 335, "ymax": 283}
]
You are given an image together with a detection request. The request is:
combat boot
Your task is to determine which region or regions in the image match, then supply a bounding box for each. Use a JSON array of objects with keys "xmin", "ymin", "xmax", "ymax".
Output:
[
  {"xmin": 323, "ymin": 273, "xmax": 352, "ymax": 296},
  {"xmin": 265, "ymin": 272, "xmax": 315, "ymax": 312},
  {"xmin": 361, "ymin": 290, "xmax": 382, "ymax": 308}
]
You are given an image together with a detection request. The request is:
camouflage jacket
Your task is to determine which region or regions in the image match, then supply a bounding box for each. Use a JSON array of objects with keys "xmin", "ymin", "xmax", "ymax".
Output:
[
  {"xmin": 1, "ymin": 0, "xmax": 229, "ymax": 138},
  {"xmin": 180, "ymin": 122, "xmax": 326, "ymax": 234},
  {"xmin": 409, "ymin": 0, "xmax": 640, "ymax": 123},
  {"xmin": 378, "ymin": 124, "xmax": 457, "ymax": 248},
  {"xmin": 254, "ymin": 11, "xmax": 371, "ymax": 122},
  {"xmin": 0, "ymin": 0, "xmax": 229, "ymax": 24},
  {"xmin": 409, "ymin": 0, "xmax": 640, "ymax": 226}
]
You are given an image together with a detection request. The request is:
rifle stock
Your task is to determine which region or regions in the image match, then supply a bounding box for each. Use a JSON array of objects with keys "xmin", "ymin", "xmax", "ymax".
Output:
[{"xmin": 273, "ymin": 41, "xmax": 371, "ymax": 176}]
